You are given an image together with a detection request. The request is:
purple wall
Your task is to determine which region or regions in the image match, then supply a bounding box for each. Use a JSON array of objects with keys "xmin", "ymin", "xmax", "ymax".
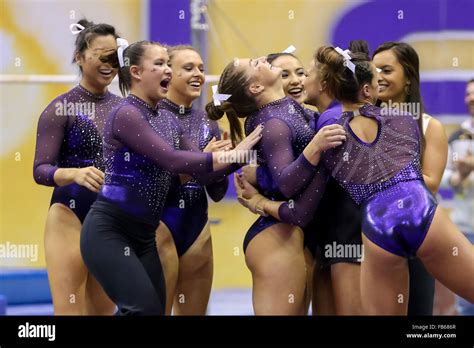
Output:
[
  {"xmin": 330, "ymin": 0, "xmax": 474, "ymax": 117},
  {"xmin": 149, "ymin": 0, "xmax": 191, "ymax": 45}
]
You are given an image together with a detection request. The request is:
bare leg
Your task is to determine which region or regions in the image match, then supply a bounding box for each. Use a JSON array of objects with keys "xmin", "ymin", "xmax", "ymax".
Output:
[
  {"xmin": 84, "ymin": 273, "xmax": 116, "ymax": 315},
  {"xmin": 44, "ymin": 204, "xmax": 88, "ymax": 315},
  {"xmin": 156, "ymin": 222, "xmax": 179, "ymax": 315},
  {"xmin": 416, "ymin": 207, "xmax": 474, "ymax": 303},
  {"xmin": 360, "ymin": 234, "xmax": 409, "ymax": 315},
  {"xmin": 433, "ymin": 280, "xmax": 458, "ymax": 315},
  {"xmin": 312, "ymin": 263, "xmax": 335, "ymax": 315},
  {"xmin": 302, "ymin": 248, "xmax": 314, "ymax": 315},
  {"xmin": 331, "ymin": 262, "xmax": 362, "ymax": 315},
  {"xmin": 245, "ymin": 223, "xmax": 306, "ymax": 315},
  {"xmin": 172, "ymin": 222, "xmax": 214, "ymax": 315}
]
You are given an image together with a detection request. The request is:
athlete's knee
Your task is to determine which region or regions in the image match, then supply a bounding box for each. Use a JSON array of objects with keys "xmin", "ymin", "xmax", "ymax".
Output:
[
  {"xmin": 140, "ymin": 301, "xmax": 164, "ymax": 315},
  {"xmin": 121, "ymin": 295, "xmax": 164, "ymax": 315},
  {"xmin": 181, "ymin": 250, "xmax": 213, "ymax": 276}
]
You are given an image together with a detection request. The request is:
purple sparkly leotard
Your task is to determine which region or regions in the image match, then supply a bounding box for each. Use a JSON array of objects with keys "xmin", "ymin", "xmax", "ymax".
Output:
[
  {"xmin": 276, "ymin": 104, "xmax": 437, "ymax": 258},
  {"xmin": 33, "ymin": 84, "xmax": 122, "ymax": 223},
  {"xmin": 323, "ymin": 104, "xmax": 437, "ymax": 257},
  {"xmin": 242, "ymin": 97, "xmax": 321, "ymax": 252},
  {"xmin": 80, "ymin": 94, "xmax": 235, "ymax": 315},
  {"xmin": 157, "ymin": 99, "xmax": 229, "ymax": 256},
  {"xmin": 96, "ymin": 94, "xmax": 217, "ymax": 227},
  {"xmin": 255, "ymin": 106, "xmax": 318, "ymax": 195}
]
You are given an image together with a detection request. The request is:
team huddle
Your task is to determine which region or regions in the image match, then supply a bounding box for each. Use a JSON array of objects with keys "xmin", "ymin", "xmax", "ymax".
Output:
[{"xmin": 33, "ymin": 19, "xmax": 474, "ymax": 316}]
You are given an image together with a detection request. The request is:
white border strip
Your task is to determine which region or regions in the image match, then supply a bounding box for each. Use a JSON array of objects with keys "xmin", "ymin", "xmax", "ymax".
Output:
[
  {"xmin": 401, "ymin": 30, "xmax": 474, "ymax": 43},
  {"xmin": 0, "ymin": 74, "xmax": 220, "ymax": 84},
  {"xmin": 0, "ymin": 74, "xmax": 81, "ymax": 84},
  {"xmin": 420, "ymin": 70, "xmax": 474, "ymax": 81},
  {"xmin": 436, "ymin": 114, "xmax": 470, "ymax": 124},
  {"xmin": 141, "ymin": 0, "xmax": 150, "ymax": 40}
]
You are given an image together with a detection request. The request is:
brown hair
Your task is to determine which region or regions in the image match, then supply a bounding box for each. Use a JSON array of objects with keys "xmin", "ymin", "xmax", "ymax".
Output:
[
  {"xmin": 349, "ymin": 40, "xmax": 370, "ymax": 57},
  {"xmin": 166, "ymin": 45, "xmax": 200, "ymax": 62},
  {"xmin": 72, "ymin": 18, "xmax": 119, "ymax": 72},
  {"xmin": 266, "ymin": 52, "xmax": 300, "ymax": 65},
  {"xmin": 373, "ymin": 42, "xmax": 425, "ymax": 150},
  {"xmin": 111, "ymin": 40, "xmax": 164, "ymax": 96},
  {"xmin": 205, "ymin": 60, "xmax": 258, "ymax": 145},
  {"xmin": 314, "ymin": 45, "xmax": 374, "ymax": 104}
]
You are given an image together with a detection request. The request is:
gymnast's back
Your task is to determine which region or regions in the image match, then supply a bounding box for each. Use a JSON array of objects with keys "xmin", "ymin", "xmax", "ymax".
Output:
[{"xmin": 322, "ymin": 104, "xmax": 425, "ymax": 205}]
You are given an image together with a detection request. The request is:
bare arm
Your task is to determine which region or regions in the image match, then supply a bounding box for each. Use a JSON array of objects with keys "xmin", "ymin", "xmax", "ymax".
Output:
[{"xmin": 421, "ymin": 117, "xmax": 448, "ymax": 193}]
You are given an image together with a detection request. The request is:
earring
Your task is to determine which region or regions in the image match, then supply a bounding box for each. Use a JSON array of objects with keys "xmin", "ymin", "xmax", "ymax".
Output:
[{"xmin": 405, "ymin": 84, "xmax": 411, "ymax": 95}]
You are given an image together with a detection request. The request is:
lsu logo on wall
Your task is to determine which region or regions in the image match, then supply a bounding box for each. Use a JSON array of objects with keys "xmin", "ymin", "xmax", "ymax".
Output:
[{"xmin": 330, "ymin": 0, "xmax": 474, "ymax": 122}]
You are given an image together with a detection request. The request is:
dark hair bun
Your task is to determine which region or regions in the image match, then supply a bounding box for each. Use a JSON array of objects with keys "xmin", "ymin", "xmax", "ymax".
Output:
[
  {"xmin": 72, "ymin": 18, "xmax": 119, "ymax": 71},
  {"xmin": 205, "ymin": 101, "xmax": 225, "ymax": 121},
  {"xmin": 314, "ymin": 45, "xmax": 373, "ymax": 103},
  {"xmin": 349, "ymin": 40, "xmax": 370, "ymax": 57},
  {"xmin": 316, "ymin": 46, "xmax": 344, "ymax": 74},
  {"xmin": 77, "ymin": 18, "xmax": 95, "ymax": 29}
]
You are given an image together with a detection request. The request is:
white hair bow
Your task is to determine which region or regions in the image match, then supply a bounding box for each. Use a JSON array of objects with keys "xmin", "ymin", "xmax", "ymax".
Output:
[
  {"xmin": 282, "ymin": 45, "xmax": 296, "ymax": 53},
  {"xmin": 335, "ymin": 47, "xmax": 356, "ymax": 74},
  {"xmin": 116, "ymin": 38, "xmax": 129, "ymax": 68},
  {"xmin": 212, "ymin": 85, "xmax": 231, "ymax": 106},
  {"xmin": 69, "ymin": 23, "xmax": 85, "ymax": 35}
]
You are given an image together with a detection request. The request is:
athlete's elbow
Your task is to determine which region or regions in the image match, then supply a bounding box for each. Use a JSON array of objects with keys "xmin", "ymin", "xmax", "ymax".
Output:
[
  {"xmin": 295, "ymin": 212, "xmax": 313, "ymax": 227},
  {"xmin": 423, "ymin": 175, "xmax": 441, "ymax": 194},
  {"xmin": 278, "ymin": 185, "xmax": 296, "ymax": 200},
  {"xmin": 32, "ymin": 166, "xmax": 44, "ymax": 185},
  {"xmin": 208, "ymin": 188, "xmax": 227, "ymax": 202},
  {"xmin": 279, "ymin": 205, "xmax": 312, "ymax": 227},
  {"xmin": 33, "ymin": 173, "xmax": 42, "ymax": 185},
  {"xmin": 209, "ymin": 192, "xmax": 226, "ymax": 202},
  {"xmin": 33, "ymin": 172, "xmax": 50, "ymax": 186}
]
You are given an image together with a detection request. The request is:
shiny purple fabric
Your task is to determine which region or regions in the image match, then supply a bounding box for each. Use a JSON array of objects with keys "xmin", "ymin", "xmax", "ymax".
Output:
[
  {"xmin": 33, "ymin": 85, "xmax": 122, "ymax": 222},
  {"xmin": 323, "ymin": 104, "xmax": 424, "ymax": 204},
  {"xmin": 157, "ymin": 98, "xmax": 228, "ymax": 255},
  {"xmin": 245, "ymin": 97, "xmax": 318, "ymax": 199},
  {"xmin": 253, "ymin": 104, "xmax": 438, "ymax": 256},
  {"xmin": 99, "ymin": 94, "xmax": 213, "ymax": 226},
  {"xmin": 34, "ymin": 84, "xmax": 122, "ymax": 185},
  {"xmin": 244, "ymin": 97, "xmax": 327, "ymax": 232},
  {"xmin": 361, "ymin": 180, "xmax": 437, "ymax": 257},
  {"xmin": 322, "ymin": 104, "xmax": 437, "ymax": 256},
  {"xmin": 157, "ymin": 98, "xmax": 228, "ymax": 206}
]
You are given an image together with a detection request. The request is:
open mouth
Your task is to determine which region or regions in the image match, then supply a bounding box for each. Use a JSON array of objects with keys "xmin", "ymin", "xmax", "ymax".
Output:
[
  {"xmin": 160, "ymin": 78, "xmax": 171, "ymax": 91},
  {"xmin": 378, "ymin": 84, "xmax": 389, "ymax": 92},
  {"xmin": 288, "ymin": 87, "xmax": 303, "ymax": 97},
  {"xmin": 189, "ymin": 80, "xmax": 202, "ymax": 89},
  {"xmin": 99, "ymin": 69, "xmax": 113, "ymax": 78}
]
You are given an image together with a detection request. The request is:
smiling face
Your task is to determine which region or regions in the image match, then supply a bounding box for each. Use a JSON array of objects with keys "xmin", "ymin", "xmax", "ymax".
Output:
[
  {"xmin": 76, "ymin": 34, "xmax": 118, "ymax": 92},
  {"xmin": 373, "ymin": 49, "xmax": 408, "ymax": 103},
  {"xmin": 237, "ymin": 56, "xmax": 283, "ymax": 95},
  {"xmin": 132, "ymin": 45, "xmax": 172, "ymax": 103},
  {"xmin": 304, "ymin": 59, "xmax": 324, "ymax": 106},
  {"xmin": 270, "ymin": 55, "xmax": 306, "ymax": 104},
  {"xmin": 167, "ymin": 49, "xmax": 205, "ymax": 106}
]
